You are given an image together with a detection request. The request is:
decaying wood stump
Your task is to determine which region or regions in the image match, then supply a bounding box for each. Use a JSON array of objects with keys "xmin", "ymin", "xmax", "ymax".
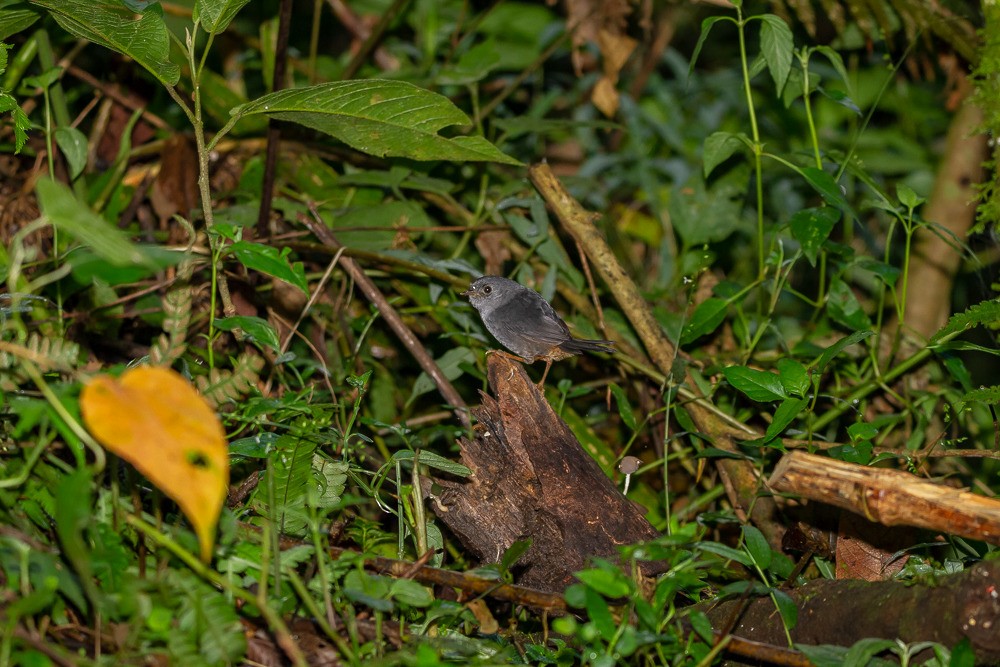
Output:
[{"xmin": 430, "ymin": 353, "xmax": 660, "ymax": 591}]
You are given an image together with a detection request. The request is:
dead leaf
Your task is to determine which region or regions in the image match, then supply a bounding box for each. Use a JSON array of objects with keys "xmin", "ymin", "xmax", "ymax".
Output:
[{"xmin": 80, "ymin": 366, "xmax": 229, "ymax": 562}]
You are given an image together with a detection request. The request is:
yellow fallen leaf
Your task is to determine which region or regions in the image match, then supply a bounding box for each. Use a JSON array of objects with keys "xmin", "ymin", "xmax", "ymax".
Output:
[{"xmin": 80, "ymin": 367, "xmax": 229, "ymax": 562}]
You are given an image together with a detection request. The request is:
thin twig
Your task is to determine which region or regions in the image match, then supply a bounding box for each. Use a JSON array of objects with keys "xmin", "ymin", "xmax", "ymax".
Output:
[{"xmin": 301, "ymin": 206, "xmax": 469, "ymax": 426}]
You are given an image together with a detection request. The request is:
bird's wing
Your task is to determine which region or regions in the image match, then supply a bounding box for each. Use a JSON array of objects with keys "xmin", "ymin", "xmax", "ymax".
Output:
[{"xmin": 487, "ymin": 290, "xmax": 570, "ymax": 347}]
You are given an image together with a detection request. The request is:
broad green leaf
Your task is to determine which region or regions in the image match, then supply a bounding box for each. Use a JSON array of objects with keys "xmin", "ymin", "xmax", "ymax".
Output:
[
  {"xmin": 670, "ymin": 166, "xmax": 749, "ymax": 245},
  {"xmin": 576, "ymin": 567, "xmax": 632, "ymax": 599},
  {"xmin": 741, "ymin": 525, "xmax": 771, "ymax": 569},
  {"xmin": 28, "ymin": 1, "xmax": 180, "ymax": 86},
  {"xmin": 773, "ymin": 589, "xmax": 798, "ymax": 630},
  {"xmin": 846, "ymin": 421, "xmax": 878, "ymax": 442},
  {"xmin": 582, "ymin": 585, "xmax": 616, "ymax": 637},
  {"xmin": 36, "ymin": 178, "xmax": 155, "ymax": 268},
  {"xmin": 802, "ymin": 167, "xmax": 852, "ymax": 215},
  {"xmin": 409, "ymin": 346, "xmax": 474, "ymax": 404},
  {"xmin": 723, "ymin": 365, "xmax": 786, "ymax": 402},
  {"xmin": 760, "ymin": 397, "xmax": 807, "ymax": 444},
  {"xmin": 759, "ymin": 15, "xmax": 793, "ymax": 94},
  {"xmin": 813, "ymin": 329, "xmax": 873, "ymax": 373},
  {"xmin": 897, "ymin": 183, "xmax": 924, "ymax": 210},
  {"xmin": 788, "ymin": 206, "xmax": 839, "ymax": 266},
  {"xmin": 0, "ymin": 2, "xmax": 40, "ymax": 41},
  {"xmin": 681, "ymin": 296, "xmax": 729, "ymax": 345},
  {"xmin": 389, "ymin": 449, "xmax": 472, "ymax": 478},
  {"xmin": 229, "ymin": 240, "xmax": 308, "ymax": 294},
  {"xmin": 827, "ymin": 277, "xmax": 872, "ymax": 330},
  {"xmin": 231, "ymin": 80, "xmax": 522, "ymax": 165},
  {"xmin": 68, "ymin": 246, "xmax": 186, "ymax": 285},
  {"xmin": 193, "ymin": 0, "xmax": 251, "ymax": 35},
  {"xmin": 389, "ymin": 579, "xmax": 433, "ymax": 607},
  {"xmin": 855, "ymin": 257, "xmax": 900, "ymax": 287},
  {"xmin": 776, "ymin": 358, "xmax": 809, "ymax": 398},
  {"xmin": 437, "ymin": 38, "xmax": 501, "ymax": 85},
  {"xmin": 54, "ymin": 468, "xmax": 97, "ymax": 609},
  {"xmin": 697, "ymin": 541, "xmax": 753, "ymax": 567},
  {"xmin": 609, "ymin": 383, "xmax": 637, "ymax": 431},
  {"xmin": 703, "ymin": 131, "xmax": 749, "ymax": 178},
  {"xmin": 214, "ymin": 316, "xmax": 280, "ymax": 352},
  {"xmin": 54, "ymin": 126, "xmax": 88, "ymax": 180},
  {"xmin": 0, "ymin": 90, "xmax": 29, "ymax": 152}
]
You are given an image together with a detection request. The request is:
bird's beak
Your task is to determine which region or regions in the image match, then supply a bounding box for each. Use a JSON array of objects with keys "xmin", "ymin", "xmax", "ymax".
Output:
[{"xmin": 460, "ymin": 287, "xmax": 473, "ymax": 297}]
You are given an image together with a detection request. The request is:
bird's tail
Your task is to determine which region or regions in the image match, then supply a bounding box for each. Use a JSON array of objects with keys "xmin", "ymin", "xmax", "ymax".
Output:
[{"xmin": 559, "ymin": 338, "xmax": 614, "ymax": 356}]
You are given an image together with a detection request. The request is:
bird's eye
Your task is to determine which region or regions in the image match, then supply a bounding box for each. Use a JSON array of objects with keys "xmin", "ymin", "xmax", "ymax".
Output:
[{"xmin": 483, "ymin": 285, "xmax": 492, "ymax": 295}]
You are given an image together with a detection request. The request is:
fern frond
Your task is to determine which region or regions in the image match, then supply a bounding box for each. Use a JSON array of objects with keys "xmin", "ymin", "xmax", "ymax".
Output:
[{"xmin": 196, "ymin": 353, "xmax": 264, "ymax": 408}]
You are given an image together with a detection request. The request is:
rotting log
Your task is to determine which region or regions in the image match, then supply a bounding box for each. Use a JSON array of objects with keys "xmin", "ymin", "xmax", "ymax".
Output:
[
  {"xmin": 704, "ymin": 560, "xmax": 1000, "ymax": 664},
  {"xmin": 430, "ymin": 353, "xmax": 661, "ymax": 591}
]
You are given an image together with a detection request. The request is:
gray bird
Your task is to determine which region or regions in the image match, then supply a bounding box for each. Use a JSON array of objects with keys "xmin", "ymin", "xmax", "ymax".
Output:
[{"xmin": 462, "ymin": 275, "xmax": 613, "ymax": 386}]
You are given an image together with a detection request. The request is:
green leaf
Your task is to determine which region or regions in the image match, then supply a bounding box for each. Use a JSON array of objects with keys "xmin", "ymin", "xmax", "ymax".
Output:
[
  {"xmin": 813, "ymin": 330, "xmax": 874, "ymax": 373},
  {"xmin": 741, "ymin": 524, "xmax": 771, "ymax": 569},
  {"xmin": 0, "ymin": 3, "xmax": 40, "ymax": 41},
  {"xmin": 844, "ymin": 638, "xmax": 899, "ymax": 667},
  {"xmin": 758, "ymin": 15, "xmax": 793, "ymax": 94},
  {"xmin": 609, "ymin": 383, "xmax": 637, "ymax": 431},
  {"xmin": 681, "ymin": 297, "xmax": 728, "ymax": 345},
  {"xmin": 776, "ymin": 358, "xmax": 809, "ymax": 398},
  {"xmin": 68, "ymin": 246, "xmax": 187, "ymax": 285},
  {"xmin": 788, "ymin": 206, "xmax": 839, "ymax": 266},
  {"xmin": 193, "ymin": 0, "xmax": 251, "ymax": 35},
  {"xmin": 500, "ymin": 538, "xmax": 531, "ymax": 572},
  {"xmin": 437, "ymin": 38, "xmax": 501, "ymax": 85},
  {"xmin": 0, "ymin": 91, "xmax": 30, "ymax": 152},
  {"xmin": 772, "ymin": 589, "xmax": 798, "ymax": 630},
  {"xmin": 827, "ymin": 277, "xmax": 872, "ymax": 330},
  {"xmin": 231, "ymin": 80, "xmax": 522, "ymax": 165},
  {"xmin": 689, "ymin": 16, "xmax": 730, "ymax": 76},
  {"xmin": 576, "ymin": 567, "xmax": 632, "ymax": 599},
  {"xmin": 229, "ymin": 241, "xmax": 308, "ymax": 294},
  {"xmin": 409, "ymin": 346, "xmax": 474, "ymax": 404},
  {"xmin": 389, "ymin": 579, "xmax": 433, "ymax": 607},
  {"xmin": 897, "ymin": 183, "xmax": 924, "ymax": 210},
  {"xmin": 698, "ymin": 541, "xmax": 753, "ymax": 567},
  {"xmin": 582, "ymin": 585, "xmax": 616, "ymax": 637},
  {"xmin": 28, "ymin": 0, "xmax": 179, "ymax": 86},
  {"xmin": 54, "ymin": 468, "xmax": 97, "ymax": 609},
  {"xmin": 703, "ymin": 131, "xmax": 749, "ymax": 177},
  {"xmin": 814, "ymin": 46, "xmax": 853, "ymax": 100},
  {"xmin": 931, "ymin": 300, "xmax": 1000, "ymax": 343},
  {"xmin": 760, "ymin": 397, "xmax": 807, "ymax": 444},
  {"xmin": 949, "ymin": 638, "xmax": 975, "ymax": 667},
  {"xmin": 214, "ymin": 316, "xmax": 280, "ymax": 352},
  {"xmin": 846, "ymin": 421, "xmax": 878, "ymax": 442},
  {"xmin": 36, "ymin": 178, "xmax": 155, "ymax": 268},
  {"xmin": 723, "ymin": 365, "xmax": 786, "ymax": 402},
  {"xmin": 54, "ymin": 126, "xmax": 88, "ymax": 180},
  {"xmin": 389, "ymin": 450, "xmax": 472, "ymax": 478},
  {"xmin": 801, "ymin": 167, "xmax": 852, "ymax": 215}
]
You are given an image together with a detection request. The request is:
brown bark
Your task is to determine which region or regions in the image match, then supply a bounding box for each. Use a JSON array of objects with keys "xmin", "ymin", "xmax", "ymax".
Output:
[
  {"xmin": 902, "ymin": 86, "xmax": 986, "ymax": 340},
  {"xmin": 769, "ymin": 451, "xmax": 1000, "ymax": 545},
  {"xmin": 704, "ymin": 561, "xmax": 1000, "ymax": 664},
  {"xmin": 429, "ymin": 353, "xmax": 661, "ymax": 591}
]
